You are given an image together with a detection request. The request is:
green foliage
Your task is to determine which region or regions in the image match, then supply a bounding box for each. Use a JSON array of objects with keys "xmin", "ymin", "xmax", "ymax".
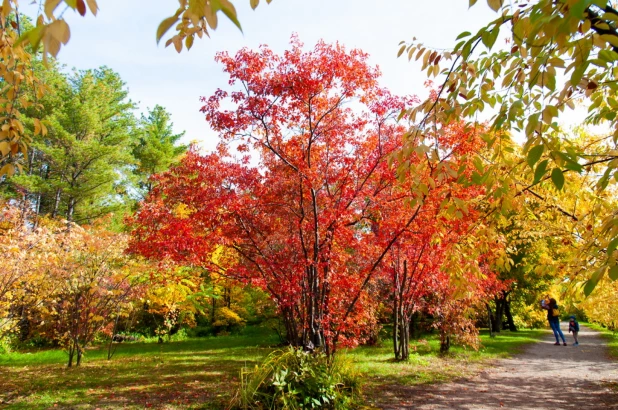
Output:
[
  {"xmin": 132, "ymin": 105, "xmax": 186, "ymax": 196},
  {"xmin": 8, "ymin": 66, "xmax": 137, "ymax": 223},
  {"xmin": 0, "ymin": 337, "xmax": 12, "ymax": 354},
  {"xmin": 232, "ymin": 347, "xmax": 363, "ymax": 410},
  {"xmin": 402, "ymin": 0, "xmax": 618, "ymax": 291}
]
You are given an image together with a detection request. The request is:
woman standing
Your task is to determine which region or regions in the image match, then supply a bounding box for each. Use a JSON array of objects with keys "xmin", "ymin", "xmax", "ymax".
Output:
[{"xmin": 542, "ymin": 297, "xmax": 567, "ymax": 346}]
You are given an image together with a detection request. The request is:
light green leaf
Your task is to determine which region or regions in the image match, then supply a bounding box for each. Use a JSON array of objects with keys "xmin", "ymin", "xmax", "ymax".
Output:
[
  {"xmin": 570, "ymin": 0, "xmax": 591, "ymax": 18},
  {"xmin": 607, "ymin": 236, "xmax": 618, "ymax": 256},
  {"xmin": 456, "ymin": 31, "xmax": 472, "ymax": 40},
  {"xmin": 525, "ymin": 113, "xmax": 539, "ymax": 137},
  {"xmin": 570, "ymin": 63, "xmax": 587, "ymax": 86},
  {"xmin": 215, "ymin": 0, "xmax": 243, "ymax": 32}
]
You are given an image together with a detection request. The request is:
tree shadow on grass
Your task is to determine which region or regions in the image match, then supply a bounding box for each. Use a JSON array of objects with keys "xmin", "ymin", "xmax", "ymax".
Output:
[
  {"xmin": 373, "ymin": 373, "xmax": 618, "ymax": 410},
  {"xmin": 0, "ymin": 341, "xmax": 275, "ymax": 409}
]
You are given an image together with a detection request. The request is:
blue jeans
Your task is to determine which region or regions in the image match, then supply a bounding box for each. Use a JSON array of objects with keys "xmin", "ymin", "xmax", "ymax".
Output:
[{"xmin": 549, "ymin": 319, "xmax": 565, "ymax": 343}]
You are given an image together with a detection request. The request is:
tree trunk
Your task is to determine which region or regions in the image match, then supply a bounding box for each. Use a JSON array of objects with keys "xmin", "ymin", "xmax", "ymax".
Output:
[
  {"xmin": 492, "ymin": 296, "xmax": 505, "ymax": 333},
  {"xmin": 76, "ymin": 345, "xmax": 83, "ymax": 366},
  {"xmin": 392, "ymin": 264, "xmax": 400, "ymax": 360},
  {"xmin": 210, "ymin": 295, "xmax": 216, "ymax": 323},
  {"xmin": 409, "ymin": 311, "xmax": 418, "ymax": 340},
  {"xmin": 440, "ymin": 334, "xmax": 450, "ymax": 354},
  {"xmin": 400, "ymin": 317, "xmax": 410, "ymax": 360},
  {"xmin": 486, "ymin": 303, "xmax": 495, "ymax": 338},
  {"xmin": 67, "ymin": 197, "xmax": 76, "ymax": 223},
  {"xmin": 392, "ymin": 260, "xmax": 410, "ymax": 360},
  {"xmin": 305, "ymin": 264, "xmax": 324, "ymax": 351},
  {"xmin": 504, "ymin": 298, "xmax": 517, "ymax": 331},
  {"xmin": 107, "ymin": 308, "xmax": 121, "ymax": 360},
  {"xmin": 224, "ymin": 287, "xmax": 231, "ymax": 308},
  {"xmin": 67, "ymin": 342, "xmax": 75, "ymax": 367},
  {"xmin": 34, "ymin": 193, "xmax": 42, "ymax": 227},
  {"xmin": 51, "ymin": 189, "xmax": 61, "ymax": 218},
  {"xmin": 393, "ymin": 305, "xmax": 400, "ymax": 360},
  {"xmin": 281, "ymin": 306, "xmax": 300, "ymax": 346}
]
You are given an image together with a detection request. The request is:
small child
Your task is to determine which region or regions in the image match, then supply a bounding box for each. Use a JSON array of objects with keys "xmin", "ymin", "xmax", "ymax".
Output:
[{"xmin": 568, "ymin": 315, "xmax": 580, "ymax": 346}]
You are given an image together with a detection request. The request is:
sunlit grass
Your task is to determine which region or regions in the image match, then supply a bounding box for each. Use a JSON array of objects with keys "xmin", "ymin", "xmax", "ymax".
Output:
[
  {"xmin": 0, "ymin": 326, "xmax": 546, "ymax": 409},
  {"xmin": 345, "ymin": 328, "xmax": 546, "ymax": 391},
  {"xmin": 0, "ymin": 326, "xmax": 279, "ymax": 409}
]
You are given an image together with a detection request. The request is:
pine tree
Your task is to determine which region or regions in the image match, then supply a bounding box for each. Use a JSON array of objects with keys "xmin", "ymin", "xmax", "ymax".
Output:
[
  {"xmin": 10, "ymin": 67, "xmax": 136, "ymax": 223},
  {"xmin": 132, "ymin": 105, "xmax": 186, "ymax": 196}
]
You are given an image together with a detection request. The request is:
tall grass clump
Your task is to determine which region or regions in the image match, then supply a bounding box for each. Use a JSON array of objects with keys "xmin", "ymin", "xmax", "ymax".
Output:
[{"xmin": 231, "ymin": 347, "xmax": 362, "ymax": 409}]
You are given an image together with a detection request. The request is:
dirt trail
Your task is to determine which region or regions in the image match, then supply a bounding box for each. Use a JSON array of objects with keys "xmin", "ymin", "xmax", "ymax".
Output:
[{"xmin": 377, "ymin": 324, "xmax": 618, "ymax": 409}]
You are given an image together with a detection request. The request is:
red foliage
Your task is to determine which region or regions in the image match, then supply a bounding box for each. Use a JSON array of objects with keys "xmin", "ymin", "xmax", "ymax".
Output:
[{"xmin": 129, "ymin": 38, "xmax": 489, "ymax": 353}]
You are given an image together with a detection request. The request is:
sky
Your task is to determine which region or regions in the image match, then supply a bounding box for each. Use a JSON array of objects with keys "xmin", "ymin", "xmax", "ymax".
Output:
[{"xmin": 23, "ymin": 0, "xmax": 499, "ymax": 152}]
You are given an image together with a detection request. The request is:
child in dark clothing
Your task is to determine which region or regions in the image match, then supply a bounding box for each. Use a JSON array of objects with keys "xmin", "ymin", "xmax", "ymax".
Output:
[{"xmin": 568, "ymin": 315, "xmax": 580, "ymax": 346}]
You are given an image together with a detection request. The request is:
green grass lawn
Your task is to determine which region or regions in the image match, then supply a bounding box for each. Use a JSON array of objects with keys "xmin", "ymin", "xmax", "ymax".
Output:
[{"xmin": 0, "ymin": 327, "xmax": 546, "ymax": 409}]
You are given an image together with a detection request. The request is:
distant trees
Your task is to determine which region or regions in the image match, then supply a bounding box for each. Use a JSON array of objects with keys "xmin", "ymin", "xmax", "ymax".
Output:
[
  {"xmin": 0, "ymin": 65, "xmax": 186, "ymax": 222},
  {"xmin": 9, "ymin": 67, "xmax": 135, "ymax": 223},
  {"xmin": 0, "ymin": 44, "xmax": 190, "ymax": 364}
]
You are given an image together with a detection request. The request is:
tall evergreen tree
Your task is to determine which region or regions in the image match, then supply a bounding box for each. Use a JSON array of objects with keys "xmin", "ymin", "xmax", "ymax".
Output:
[
  {"xmin": 132, "ymin": 105, "xmax": 186, "ymax": 196},
  {"xmin": 10, "ymin": 67, "xmax": 136, "ymax": 223}
]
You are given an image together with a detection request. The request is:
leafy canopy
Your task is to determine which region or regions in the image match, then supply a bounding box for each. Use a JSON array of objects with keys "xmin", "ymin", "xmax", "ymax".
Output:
[{"xmin": 401, "ymin": 0, "xmax": 618, "ymax": 293}]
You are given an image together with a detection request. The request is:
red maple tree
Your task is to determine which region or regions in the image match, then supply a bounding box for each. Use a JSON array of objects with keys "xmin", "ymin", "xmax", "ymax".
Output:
[{"xmin": 129, "ymin": 38, "xmax": 487, "ymax": 354}]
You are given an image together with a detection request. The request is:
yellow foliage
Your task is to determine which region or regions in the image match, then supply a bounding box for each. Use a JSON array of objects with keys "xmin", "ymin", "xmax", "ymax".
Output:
[
  {"xmin": 577, "ymin": 279, "xmax": 618, "ymax": 329},
  {"xmin": 512, "ymin": 304, "xmax": 548, "ymax": 329},
  {"xmin": 212, "ymin": 306, "xmax": 245, "ymax": 328},
  {"xmin": 172, "ymin": 202, "xmax": 195, "ymax": 219},
  {"xmin": 0, "ymin": 12, "xmax": 46, "ymax": 172}
]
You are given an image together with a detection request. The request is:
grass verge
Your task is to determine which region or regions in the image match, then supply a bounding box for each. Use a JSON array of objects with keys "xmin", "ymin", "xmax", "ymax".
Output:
[
  {"xmin": 346, "ymin": 328, "xmax": 546, "ymax": 408},
  {"xmin": 0, "ymin": 327, "xmax": 546, "ymax": 409},
  {"xmin": 584, "ymin": 322, "xmax": 618, "ymax": 359},
  {"xmin": 0, "ymin": 326, "xmax": 279, "ymax": 409}
]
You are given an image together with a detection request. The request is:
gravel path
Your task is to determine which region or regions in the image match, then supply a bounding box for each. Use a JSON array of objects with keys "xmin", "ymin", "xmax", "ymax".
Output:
[{"xmin": 377, "ymin": 324, "xmax": 618, "ymax": 409}]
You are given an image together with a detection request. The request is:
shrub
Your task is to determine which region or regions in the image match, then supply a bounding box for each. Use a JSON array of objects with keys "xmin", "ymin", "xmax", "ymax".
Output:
[
  {"xmin": 213, "ymin": 307, "xmax": 246, "ymax": 334},
  {"xmin": 231, "ymin": 347, "xmax": 362, "ymax": 410},
  {"xmin": 188, "ymin": 325, "xmax": 214, "ymax": 338},
  {"xmin": 0, "ymin": 337, "xmax": 12, "ymax": 354},
  {"xmin": 169, "ymin": 327, "xmax": 189, "ymax": 341},
  {"xmin": 512, "ymin": 304, "xmax": 547, "ymax": 329}
]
